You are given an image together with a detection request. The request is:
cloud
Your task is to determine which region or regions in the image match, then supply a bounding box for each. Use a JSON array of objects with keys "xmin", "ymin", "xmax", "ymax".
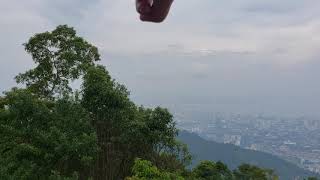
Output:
[
  {"xmin": 1, "ymin": 0, "xmax": 320, "ymax": 116},
  {"xmin": 2, "ymin": 0, "xmax": 320, "ymax": 57},
  {"xmin": 68, "ymin": 0, "xmax": 320, "ymax": 66}
]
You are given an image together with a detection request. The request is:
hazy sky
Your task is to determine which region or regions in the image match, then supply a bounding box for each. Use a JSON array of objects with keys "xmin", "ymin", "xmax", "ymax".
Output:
[{"xmin": 1, "ymin": 0, "xmax": 320, "ymax": 116}]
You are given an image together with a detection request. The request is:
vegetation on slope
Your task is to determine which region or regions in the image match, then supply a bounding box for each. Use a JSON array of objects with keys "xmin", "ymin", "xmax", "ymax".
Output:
[
  {"xmin": 0, "ymin": 25, "xmax": 318, "ymax": 180},
  {"xmin": 178, "ymin": 131, "xmax": 318, "ymax": 179}
]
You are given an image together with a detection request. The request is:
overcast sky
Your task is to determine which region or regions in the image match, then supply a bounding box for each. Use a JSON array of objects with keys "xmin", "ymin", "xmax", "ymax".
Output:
[{"xmin": 1, "ymin": 0, "xmax": 320, "ymax": 117}]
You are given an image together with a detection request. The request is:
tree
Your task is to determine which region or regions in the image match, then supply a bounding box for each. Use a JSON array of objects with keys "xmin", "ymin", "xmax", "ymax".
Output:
[
  {"xmin": 0, "ymin": 88, "xmax": 98, "ymax": 179},
  {"xmin": 134, "ymin": 106, "xmax": 191, "ymax": 172},
  {"xmin": 1, "ymin": 25, "xmax": 190, "ymax": 179},
  {"xmin": 233, "ymin": 164, "xmax": 278, "ymax": 180},
  {"xmin": 81, "ymin": 65, "xmax": 136, "ymax": 179},
  {"xmin": 1, "ymin": 25, "xmax": 101, "ymax": 179},
  {"xmin": 192, "ymin": 160, "xmax": 233, "ymax": 180},
  {"xmin": 126, "ymin": 158, "xmax": 184, "ymax": 180},
  {"xmin": 81, "ymin": 65, "xmax": 189, "ymax": 179},
  {"xmin": 6, "ymin": 25, "xmax": 275, "ymax": 180},
  {"xmin": 16, "ymin": 25, "xmax": 100, "ymax": 98}
]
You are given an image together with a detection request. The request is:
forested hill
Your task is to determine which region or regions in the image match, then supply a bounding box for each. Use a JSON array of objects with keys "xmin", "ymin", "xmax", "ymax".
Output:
[
  {"xmin": 178, "ymin": 131, "xmax": 318, "ymax": 180},
  {"xmin": 2, "ymin": 25, "xmax": 319, "ymax": 180}
]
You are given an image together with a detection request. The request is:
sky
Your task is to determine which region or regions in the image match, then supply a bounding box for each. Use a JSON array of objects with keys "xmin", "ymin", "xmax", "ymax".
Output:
[{"xmin": 1, "ymin": 0, "xmax": 320, "ymax": 117}]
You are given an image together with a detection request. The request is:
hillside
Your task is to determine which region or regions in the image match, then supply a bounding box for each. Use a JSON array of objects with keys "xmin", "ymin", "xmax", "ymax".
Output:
[{"xmin": 178, "ymin": 131, "xmax": 318, "ymax": 180}]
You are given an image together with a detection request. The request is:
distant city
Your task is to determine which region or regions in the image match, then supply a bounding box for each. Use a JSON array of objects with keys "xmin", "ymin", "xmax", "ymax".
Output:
[{"xmin": 173, "ymin": 109, "xmax": 320, "ymax": 174}]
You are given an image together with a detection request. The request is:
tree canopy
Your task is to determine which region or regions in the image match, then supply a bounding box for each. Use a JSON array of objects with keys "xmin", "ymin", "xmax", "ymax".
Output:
[
  {"xmin": 2, "ymin": 25, "xmax": 314, "ymax": 180},
  {"xmin": 15, "ymin": 25, "xmax": 100, "ymax": 98},
  {"xmin": 0, "ymin": 25, "xmax": 190, "ymax": 179},
  {"xmin": 0, "ymin": 88, "xmax": 98, "ymax": 179}
]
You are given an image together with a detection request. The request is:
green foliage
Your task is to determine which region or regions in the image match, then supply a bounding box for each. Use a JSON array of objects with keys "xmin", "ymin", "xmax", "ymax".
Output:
[
  {"xmin": 133, "ymin": 106, "xmax": 192, "ymax": 172},
  {"xmin": 1, "ymin": 23, "xmax": 189, "ymax": 177},
  {"xmin": 81, "ymin": 65, "xmax": 189, "ymax": 179},
  {"xmin": 0, "ymin": 89, "xmax": 97, "ymax": 179},
  {"xmin": 16, "ymin": 25, "xmax": 100, "ymax": 98},
  {"xmin": 233, "ymin": 164, "xmax": 278, "ymax": 180},
  {"xmin": 126, "ymin": 158, "xmax": 184, "ymax": 180},
  {"xmin": 306, "ymin": 177, "xmax": 319, "ymax": 180},
  {"xmin": 192, "ymin": 161, "xmax": 233, "ymax": 180},
  {"xmin": 81, "ymin": 65, "xmax": 131, "ymax": 123},
  {"xmin": 48, "ymin": 171, "xmax": 79, "ymax": 180},
  {"xmin": 127, "ymin": 159, "xmax": 281, "ymax": 180},
  {"xmin": 0, "ymin": 25, "xmax": 292, "ymax": 180},
  {"xmin": 0, "ymin": 96, "xmax": 5, "ymax": 109}
]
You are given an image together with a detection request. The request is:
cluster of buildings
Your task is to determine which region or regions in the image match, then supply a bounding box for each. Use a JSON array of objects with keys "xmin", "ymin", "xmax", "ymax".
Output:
[{"xmin": 175, "ymin": 111, "xmax": 320, "ymax": 174}]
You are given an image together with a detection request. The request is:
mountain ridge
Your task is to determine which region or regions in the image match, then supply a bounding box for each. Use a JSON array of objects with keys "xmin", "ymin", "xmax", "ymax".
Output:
[{"xmin": 178, "ymin": 130, "xmax": 318, "ymax": 180}]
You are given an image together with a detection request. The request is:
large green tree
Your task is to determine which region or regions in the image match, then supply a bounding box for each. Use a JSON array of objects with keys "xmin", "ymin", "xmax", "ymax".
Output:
[
  {"xmin": 0, "ymin": 25, "xmax": 283, "ymax": 180},
  {"xmin": 81, "ymin": 65, "xmax": 135, "ymax": 179},
  {"xmin": 81, "ymin": 65, "xmax": 190, "ymax": 179},
  {"xmin": 192, "ymin": 160, "xmax": 233, "ymax": 180},
  {"xmin": 1, "ymin": 25, "xmax": 189, "ymax": 179},
  {"xmin": 16, "ymin": 25, "xmax": 100, "ymax": 98},
  {"xmin": 1, "ymin": 26, "xmax": 100, "ymax": 179},
  {"xmin": 0, "ymin": 88, "xmax": 97, "ymax": 179}
]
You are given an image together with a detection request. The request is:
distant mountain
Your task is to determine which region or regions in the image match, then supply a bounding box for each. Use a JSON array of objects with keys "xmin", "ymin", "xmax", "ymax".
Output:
[{"xmin": 178, "ymin": 131, "xmax": 318, "ymax": 180}]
